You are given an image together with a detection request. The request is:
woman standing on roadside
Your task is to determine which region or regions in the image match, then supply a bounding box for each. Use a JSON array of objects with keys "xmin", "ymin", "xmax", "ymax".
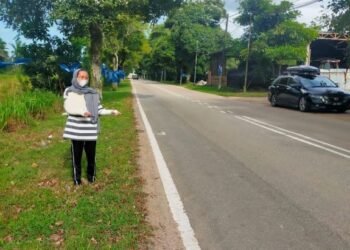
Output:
[{"xmin": 63, "ymin": 69, "xmax": 120, "ymax": 185}]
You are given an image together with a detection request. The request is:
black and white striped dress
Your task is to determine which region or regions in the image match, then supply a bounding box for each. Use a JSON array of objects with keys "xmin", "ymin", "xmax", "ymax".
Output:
[{"xmin": 63, "ymin": 89, "xmax": 113, "ymax": 141}]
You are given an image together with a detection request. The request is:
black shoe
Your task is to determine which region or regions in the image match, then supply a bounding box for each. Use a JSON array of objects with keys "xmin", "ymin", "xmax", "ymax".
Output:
[
  {"xmin": 87, "ymin": 176, "xmax": 95, "ymax": 183},
  {"xmin": 74, "ymin": 180, "xmax": 82, "ymax": 185}
]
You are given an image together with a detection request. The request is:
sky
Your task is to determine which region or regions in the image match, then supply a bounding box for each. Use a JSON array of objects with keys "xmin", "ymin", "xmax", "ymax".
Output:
[
  {"xmin": 224, "ymin": 0, "xmax": 325, "ymax": 38},
  {"xmin": 0, "ymin": 0, "xmax": 325, "ymax": 57}
]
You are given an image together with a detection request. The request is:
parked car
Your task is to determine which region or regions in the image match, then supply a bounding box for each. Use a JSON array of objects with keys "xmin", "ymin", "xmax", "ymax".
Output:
[
  {"xmin": 268, "ymin": 66, "xmax": 350, "ymax": 112},
  {"xmin": 131, "ymin": 74, "xmax": 139, "ymax": 80}
]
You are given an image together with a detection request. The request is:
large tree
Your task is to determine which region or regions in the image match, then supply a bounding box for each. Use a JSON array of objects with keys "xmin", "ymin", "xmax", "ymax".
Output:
[
  {"xmin": 0, "ymin": 0, "xmax": 183, "ymax": 93},
  {"xmin": 235, "ymin": 0, "xmax": 317, "ymax": 89},
  {"xmin": 163, "ymin": 0, "xmax": 230, "ymax": 82},
  {"xmin": 323, "ymin": 0, "xmax": 350, "ymax": 33}
]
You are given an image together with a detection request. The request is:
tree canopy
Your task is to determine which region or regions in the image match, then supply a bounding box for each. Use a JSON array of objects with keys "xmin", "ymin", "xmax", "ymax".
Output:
[
  {"xmin": 143, "ymin": 0, "xmax": 231, "ymax": 82},
  {"xmin": 234, "ymin": 0, "xmax": 318, "ymax": 88},
  {"xmin": 323, "ymin": 0, "xmax": 350, "ymax": 33},
  {"xmin": 0, "ymin": 0, "xmax": 183, "ymax": 92}
]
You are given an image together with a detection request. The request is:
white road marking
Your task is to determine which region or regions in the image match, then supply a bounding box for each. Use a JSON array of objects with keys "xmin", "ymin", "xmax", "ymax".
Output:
[
  {"xmin": 134, "ymin": 85, "xmax": 201, "ymax": 250},
  {"xmin": 235, "ymin": 115, "xmax": 350, "ymax": 159},
  {"xmin": 220, "ymin": 111, "xmax": 227, "ymax": 114},
  {"xmin": 242, "ymin": 116, "xmax": 350, "ymax": 154}
]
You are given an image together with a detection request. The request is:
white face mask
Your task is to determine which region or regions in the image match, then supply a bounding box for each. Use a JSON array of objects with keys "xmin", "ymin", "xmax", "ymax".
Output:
[{"xmin": 78, "ymin": 79, "xmax": 88, "ymax": 87}]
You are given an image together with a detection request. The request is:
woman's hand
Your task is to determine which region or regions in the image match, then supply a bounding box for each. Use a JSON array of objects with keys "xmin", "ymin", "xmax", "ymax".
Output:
[
  {"xmin": 112, "ymin": 110, "xmax": 121, "ymax": 116},
  {"xmin": 84, "ymin": 111, "xmax": 92, "ymax": 117}
]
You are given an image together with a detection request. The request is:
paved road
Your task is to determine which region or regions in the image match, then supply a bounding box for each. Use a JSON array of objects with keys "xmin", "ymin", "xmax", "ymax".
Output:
[{"xmin": 133, "ymin": 80, "xmax": 350, "ymax": 250}]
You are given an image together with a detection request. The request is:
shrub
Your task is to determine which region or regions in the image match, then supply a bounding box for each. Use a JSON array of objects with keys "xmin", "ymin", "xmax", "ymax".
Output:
[{"xmin": 0, "ymin": 90, "xmax": 59, "ymax": 131}]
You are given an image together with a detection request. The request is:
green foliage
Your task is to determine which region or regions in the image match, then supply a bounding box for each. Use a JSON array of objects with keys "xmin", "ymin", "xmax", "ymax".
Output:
[
  {"xmin": 0, "ymin": 0, "xmax": 184, "ymax": 92},
  {"xmin": 236, "ymin": 0, "xmax": 299, "ymax": 36},
  {"xmin": 15, "ymin": 38, "xmax": 86, "ymax": 92},
  {"xmin": 0, "ymin": 37, "xmax": 9, "ymax": 60},
  {"xmin": 144, "ymin": 0, "xmax": 230, "ymax": 82},
  {"xmin": 0, "ymin": 0, "xmax": 53, "ymax": 41},
  {"xmin": 324, "ymin": 0, "xmax": 350, "ymax": 33},
  {"xmin": 103, "ymin": 14, "xmax": 148, "ymax": 73},
  {"xmin": 260, "ymin": 21, "xmax": 318, "ymax": 65},
  {"xmin": 234, "ymin": 0, "xmax": 318, "ymax": 88},
  {"xmin": 0, "ymin": 81, "xmax": 149, "ymax": 248},
  {"xmin": 0, "ymin": 90, "xmax": 59, "ymax": 131}
]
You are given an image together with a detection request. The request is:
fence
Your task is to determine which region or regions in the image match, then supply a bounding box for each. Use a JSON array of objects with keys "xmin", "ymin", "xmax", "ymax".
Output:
[{"xmin": 320, "ymin": 69, "xmax": 350, "ymax": 90}]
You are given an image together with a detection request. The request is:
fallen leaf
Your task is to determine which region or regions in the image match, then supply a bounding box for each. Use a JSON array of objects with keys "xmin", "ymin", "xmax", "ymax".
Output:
[
  {"xmin": 14, "ymin": 205, "xmax": 22, "ymax": 214},
  {"xmin": 31, "ymin": 162, "xmax": 38, "ymax": 168},
  {"xmin": 55, "ymin": 221, "xmax": 64, "ymax": 227},
  {"xmin": 90, "ymin": 237, "xmax": 98, "ymax": 245},
  {"xmin": 3, "ymin": 235, "xmax": 13, "ymax": 242},
  {"xmin": 50, "ymin": 232, "xmax": 64, "ymax": 246}
]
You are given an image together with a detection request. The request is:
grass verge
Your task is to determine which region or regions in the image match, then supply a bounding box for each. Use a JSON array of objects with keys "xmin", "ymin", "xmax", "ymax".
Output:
[
  {"xmin": 0, "ymin": 90, "xmax": 60, "ymax": 131},
  {"xmin": 0, "ymin": 80, "xmax": 149, "ymax": 249},
  {"xmin": 183, "ymin": 83, "xmax": 267, "ymax": 97}
]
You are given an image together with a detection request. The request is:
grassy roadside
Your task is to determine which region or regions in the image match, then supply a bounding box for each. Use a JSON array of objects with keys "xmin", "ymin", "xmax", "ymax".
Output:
[
  {"xmin": 183, "ymin": 83, "xmax": 267, "ymax": 97},
  {"xmin": 0, "ymin": 80, "xmax": 149, "ymax": 249}
]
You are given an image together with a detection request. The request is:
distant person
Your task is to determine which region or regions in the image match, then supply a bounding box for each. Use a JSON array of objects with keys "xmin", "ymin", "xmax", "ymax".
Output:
[{"xmin": 63, "ymin": 69, "xmax": 121, "ymax": 185}]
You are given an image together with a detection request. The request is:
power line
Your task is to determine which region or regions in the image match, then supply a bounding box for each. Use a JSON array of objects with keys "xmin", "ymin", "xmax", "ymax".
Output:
[{"xmin": 294, "ymin": 0, "xmax": 321, "ymax": 9}]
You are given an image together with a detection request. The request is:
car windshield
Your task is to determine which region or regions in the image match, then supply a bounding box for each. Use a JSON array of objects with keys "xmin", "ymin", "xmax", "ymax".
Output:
[{"xmin": 299, "ymin": 76, "xmax": 337, "ymax": 88}]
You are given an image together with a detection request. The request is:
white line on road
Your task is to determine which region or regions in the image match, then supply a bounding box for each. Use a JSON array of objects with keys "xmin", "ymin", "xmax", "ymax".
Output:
[
  {"xmin": 235, "ymin": 116, "xmax": 350, "ymax": 159},
  {"xmin": 134, "ymin": 85, "xmax": 201, "ymax": 250},
  {"xmin": 220, "ymin": 111, "xmax": 227, "ymax": 114},
  {"xmin": 242, "ymin": 116, "xmax": 350, "ymax": 154}
]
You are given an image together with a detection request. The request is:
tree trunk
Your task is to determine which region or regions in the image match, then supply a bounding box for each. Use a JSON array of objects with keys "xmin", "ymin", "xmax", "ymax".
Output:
[
  {"xmin": 89, "ymin": 23, "xmax": 103, "ymax": 95},
  {"xmin": 113, "ymin": 52, "xmax": 119, "ymax": 71}
]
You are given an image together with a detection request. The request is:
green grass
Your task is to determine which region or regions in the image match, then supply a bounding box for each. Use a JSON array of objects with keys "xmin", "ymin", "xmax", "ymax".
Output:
[
  {"xmin": 0, "ymin": 80, "xmax": 149, "ymax": 249},
  {"xmin": 183, "ymin": 83, "xmax": 267, "ymax": 97},
  {"xmin": 0, "ymin": 68, "xmax": 32, "ymax": 101},
  {"xmin": 0, "ymin": 90, "xmax": 60, "ymax": 131}
]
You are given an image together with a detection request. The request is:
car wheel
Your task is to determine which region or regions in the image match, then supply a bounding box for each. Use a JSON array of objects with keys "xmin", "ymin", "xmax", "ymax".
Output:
[
  {"xmin": 298, "ymin": 97, "xmax": 309, "ymax": 112},
  {"xmin": 270, "ymin": 94, "xmax": 278, "ymax": 107}
]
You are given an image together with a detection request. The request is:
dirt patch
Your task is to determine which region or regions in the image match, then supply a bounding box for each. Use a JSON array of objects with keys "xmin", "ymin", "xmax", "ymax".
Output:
[{"xmin": 134, "ymin": 98, "xmax": 184, "ymax": 250}]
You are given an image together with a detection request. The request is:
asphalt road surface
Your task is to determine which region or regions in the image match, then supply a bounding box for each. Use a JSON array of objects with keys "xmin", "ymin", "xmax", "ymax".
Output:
[{"xmin": 133, "ymin": 79, "xmax": 350, "ymax": 250}]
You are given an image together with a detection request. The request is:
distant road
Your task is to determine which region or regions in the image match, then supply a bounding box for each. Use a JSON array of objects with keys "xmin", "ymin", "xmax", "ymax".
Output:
[{"xmin": 133, "ymin": 79, "xmax": 350, "ymax": 250}]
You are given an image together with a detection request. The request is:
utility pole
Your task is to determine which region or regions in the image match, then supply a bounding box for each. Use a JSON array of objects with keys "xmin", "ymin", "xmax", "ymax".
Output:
[
  {"xmin": 243, "ymin": 15, "xmax": 252, "ymax": 93},
  {"xmin": 219, "ymin": 14, "xmax": 229, "ymax": 90},
  {"xmin": 194, "ymin": 40, "xmax": 199, "ymax": 85}
]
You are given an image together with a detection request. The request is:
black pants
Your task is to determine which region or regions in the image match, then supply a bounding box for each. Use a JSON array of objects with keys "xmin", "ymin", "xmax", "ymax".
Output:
[{"xmin": 71, "ymin": 140, "xmax": 96, "ymax": 185}]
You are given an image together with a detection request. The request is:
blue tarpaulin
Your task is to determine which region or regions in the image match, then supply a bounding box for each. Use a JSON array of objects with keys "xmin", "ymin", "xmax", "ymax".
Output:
[
  {"xmin": 59, "ymin": 62, "xmax": 81, "ymax": 73},
  {"xmin": 0, "ymin": 58, "xmax": 32, "ymax": 68},
  {"xmin": 101, "ymin": 64, "xmax": 125, "ymax": 84}
]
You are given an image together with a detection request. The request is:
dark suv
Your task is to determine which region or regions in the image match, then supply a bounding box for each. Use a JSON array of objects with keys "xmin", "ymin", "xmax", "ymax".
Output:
[{"xmin": 268, "ymin": 66, "xmax": 350, "ymax": 112}]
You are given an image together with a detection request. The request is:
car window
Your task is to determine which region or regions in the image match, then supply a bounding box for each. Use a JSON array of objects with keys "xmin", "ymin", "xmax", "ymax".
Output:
[
  {"xmin": 299, "ymin": 76, "xmax": 337, "ymax": 88},
  {"xmin": 287, "ymin": 77, "xmax": 299, "ymax": 86},
  {"xmin": 278, "ymin": 77, "xmax": 288, "ymax": 85},
  {"xmin": 272, "ymin": 78, "xmax": 281, "ymax": 85}
]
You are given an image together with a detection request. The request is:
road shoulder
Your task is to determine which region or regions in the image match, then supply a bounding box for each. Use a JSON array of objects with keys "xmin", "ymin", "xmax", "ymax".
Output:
[{"xmin": 133, "ymin": 96, "xmax": 185, "ymax": 250}]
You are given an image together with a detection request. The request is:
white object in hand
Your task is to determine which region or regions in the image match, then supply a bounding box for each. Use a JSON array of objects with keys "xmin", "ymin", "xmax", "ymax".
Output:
[{"xmin": 64, "ymin": 92, "xmax": 88, "ymax": 116}]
